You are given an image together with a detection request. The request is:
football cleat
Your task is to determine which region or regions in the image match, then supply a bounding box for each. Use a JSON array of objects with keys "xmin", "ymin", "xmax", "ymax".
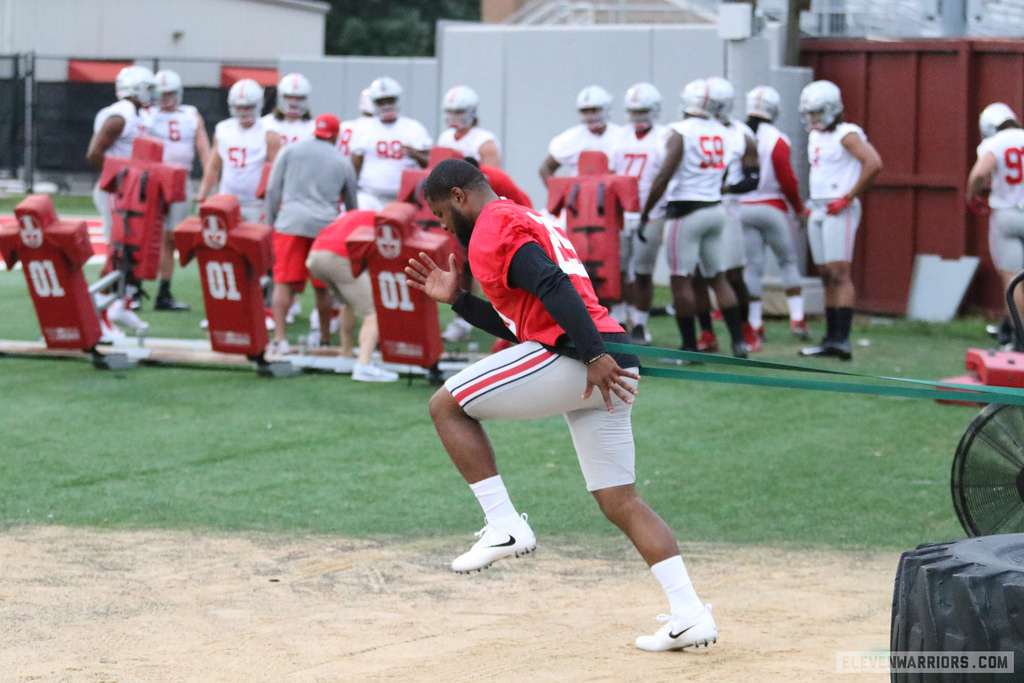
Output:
[
  {"xmin": 741, "ymin": 323, "xmax": 762, "ymax": 352},
  {"xmin": 452, "ymin": 513, "xmax": 536, "ymax": 573},
  {"xmin": 799, "ymin": 342, "xmax": 830, "ymax": 357},
  {"xmin": 352, "ymin": 362, "xmax": 399, "ymax": 383},
  {"xmin": 107, "ymin": 298, "xmax": 148, "ymax": 333},
  {"xmin": 635, "ymin": 605, "xmax": 717, "ymax": 652},
  {"xmin": 824, "ymin": 338, "xmax": 853, "ymax": 360},
  {"xmin": 630, "ymin": 324, "xmax": 652, "ymax": 346},
  {"xmin": 696, "ymin": 331, "xmax": 719, "ymax": 353},
  {"xmin": 731, "ymin": 340, "xmax": 749, "ymax": 359},
  {"xmin": 154, "ymin": 295, "xmax": 190, "ymax": 311},
  {"xmin": 442, "ymin": 316, "xmax": 473, "ymax": 343},
  {"xmin": 790, "ymin": 319, "xmax": 811, "ymax": 340}
]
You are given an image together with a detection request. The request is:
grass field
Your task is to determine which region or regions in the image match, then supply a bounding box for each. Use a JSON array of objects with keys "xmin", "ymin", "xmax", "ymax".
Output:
[{"xmin": 0, "ymin": 193, "xmax": 985, "ymax": 553}]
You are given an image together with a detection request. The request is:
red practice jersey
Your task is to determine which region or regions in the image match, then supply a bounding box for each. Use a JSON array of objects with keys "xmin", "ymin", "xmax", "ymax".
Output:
[{"xmin": 469, "ymin": 199, "xmax": 622, "ymax": 346}]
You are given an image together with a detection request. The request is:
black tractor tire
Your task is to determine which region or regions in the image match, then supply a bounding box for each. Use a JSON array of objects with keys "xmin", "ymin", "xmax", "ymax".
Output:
[{"xmin": 890, "ymin": 535, "xmax": 1024, "ymax": 682}]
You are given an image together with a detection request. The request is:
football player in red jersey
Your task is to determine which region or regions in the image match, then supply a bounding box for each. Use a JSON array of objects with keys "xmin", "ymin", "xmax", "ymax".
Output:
[{"xmin": 404, "ymin": 159, "xmax": 717, "ymax": 652}]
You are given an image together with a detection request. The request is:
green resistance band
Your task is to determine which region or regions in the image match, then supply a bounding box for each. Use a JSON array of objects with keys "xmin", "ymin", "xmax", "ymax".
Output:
[{"xmin": 602, "ymin": 342, "xmax": 1024, "ymax": 406}]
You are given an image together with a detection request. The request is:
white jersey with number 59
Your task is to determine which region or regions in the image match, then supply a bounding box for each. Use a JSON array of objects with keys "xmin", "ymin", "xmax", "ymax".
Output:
[
  {"xmin": 148, "ymin": 104, "xmax": 201, "ymax": 168},
  {"xmin": 665, "ymin": 116, "xmax": 729, "ymax": 202}
]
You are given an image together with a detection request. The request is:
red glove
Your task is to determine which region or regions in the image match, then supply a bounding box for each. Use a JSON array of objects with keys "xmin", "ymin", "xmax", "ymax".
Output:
[
  {"xmin": 826, "ymin": 197, "xmax": 851, "ymax": 215},
  {"xmin": 967, "ymin": 196, "xmax": 991, "ymax": 216}
]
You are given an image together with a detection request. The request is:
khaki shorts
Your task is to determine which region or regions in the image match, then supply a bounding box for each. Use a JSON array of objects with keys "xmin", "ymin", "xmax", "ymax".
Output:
[
  {"xmin": 305, "ymin": 250, "xmax": 375, "ymax": 318},
  {"xmin": 444, "ymin": 341, "xmax": 639, "ymax": 492}
]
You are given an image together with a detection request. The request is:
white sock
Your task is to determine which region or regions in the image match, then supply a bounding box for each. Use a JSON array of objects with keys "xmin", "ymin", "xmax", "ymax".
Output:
[
  {"xmin": 627, "ymin": 305, "xmax": 641, "ymax": 326},
  {"xmin": 788, "ymin": 295, "xmax": 804, "ymax": 322},
  {"xmin": 610, "ymin": 302, "xmax": 628, "ymax": 325},
  {"xmin": 651, "ymin": 555, "xmax": 704, "ymax": 620},
  {"xmin": 469, "ymin": 475, "xmax": 520, "ymax": 527},
  {"xmin": 748, "ymin": 301, "xmax": 763, "ymax": 329},
  {"xmin": 633, "ymin": 309, "xmax": 650, "ymax": 327}
]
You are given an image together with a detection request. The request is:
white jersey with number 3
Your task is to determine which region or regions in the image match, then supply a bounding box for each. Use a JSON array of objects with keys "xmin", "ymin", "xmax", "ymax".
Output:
[
  {"xmin": 351, "ymin": 116, "xmax": 433, "ymax": 197},
  {"xmin": 214, "ymin": 118, "xmax": 268, "ymax": 202},
  {"xmin": 808, "ymin": 122, "xmax": 866, "ymax": 200},
  {"xmin": 148, "ymin": 105, "xmax": 201, "ymax": 168},
  {"xmin": 978, "ymin": 128, "xmax": 1024, "ymax": 209},
  {"xmin": 665, "ymin": 116, "xmax": 729, "ymax": 202}
]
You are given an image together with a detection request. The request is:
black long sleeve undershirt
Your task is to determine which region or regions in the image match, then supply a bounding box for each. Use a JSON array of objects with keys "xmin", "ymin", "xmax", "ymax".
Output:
[{"xmin": 451, "ymin": 241, "xmax": 639, "ymax": 367}]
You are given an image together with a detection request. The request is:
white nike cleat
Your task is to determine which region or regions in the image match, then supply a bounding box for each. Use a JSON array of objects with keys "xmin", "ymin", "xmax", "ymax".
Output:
[
  {"xmin": 635, "ymin": 604, "xmax": 717, "ymax": 652},
  {"xmin": 451, "ymin": 513, "xmax": 536, "ymax": 573},
  {"xmin": 107, "ymin": 298, "xmax": 148, "ymax": 333}
]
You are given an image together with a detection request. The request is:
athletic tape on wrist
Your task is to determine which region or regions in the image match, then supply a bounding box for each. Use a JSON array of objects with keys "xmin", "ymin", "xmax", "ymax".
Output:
[{"xmin": 602, "ymin": 342, "xmax": 1024, "ymax": 406}]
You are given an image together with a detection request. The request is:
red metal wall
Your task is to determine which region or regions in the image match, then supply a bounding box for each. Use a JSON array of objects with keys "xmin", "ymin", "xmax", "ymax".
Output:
[{"xmin": 801, "ymin": 39, "xmax": 1024, "ymax": 316}]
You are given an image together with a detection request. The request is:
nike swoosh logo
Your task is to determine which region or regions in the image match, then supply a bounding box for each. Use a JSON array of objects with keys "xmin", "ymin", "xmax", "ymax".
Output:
[
  {"xmin": 488, "ymin": 534, "xmax": 516, "ymax": 548},
  {"xmin": 669, "ymin": 623, "xmax": 696, "ymax": 639}
]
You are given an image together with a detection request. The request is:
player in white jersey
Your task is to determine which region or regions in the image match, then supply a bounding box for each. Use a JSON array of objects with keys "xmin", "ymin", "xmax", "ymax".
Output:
[
  {"xmin": 539, "ymin": 85, "xmax": 625, "ymax": 183},
  {"xmin": 262, "ymin": 73, "xmax": 316, "ymax": 153},
  {"xmin": 968, "ymin": 102, "xmax": 1024, "ymax": 341},
  {"xmin": 739, "ymin": 85, "xmax": 810, "ymax": 343},
  {"xmin": 702, "ymin": 77, "xmax": 760, "ymax": 352},
  {"xmin": 797, "ymin": 80, "xmax": 883, "ymax": 360},
  {"xmin": 86, "ymin": 65, "xmax": 157, "ymax": 339},
  {"xmin": 350, "ymin": 76, "xmax": 432, "ymax": 206},
  {"xmin": 87, "ymin": 65, "xmax": 156, "ymax": 244},
  {"xmin": 147, "ymin": 69, "xmax": 211, "ymax": 311},
  {"xmin": 198, "ymin": 78, "xmax": 279, "ymax": 223},
  {"xmin": 641, "ymin": 79, "xmax": 748, "ymax": 358},
  {"xmin": 436, "ymin": 85, "xmax": 502, "ymax": 167},
  {"xmin": 612, "ymin": 82, "xmax": 673, "ymax": 345}
]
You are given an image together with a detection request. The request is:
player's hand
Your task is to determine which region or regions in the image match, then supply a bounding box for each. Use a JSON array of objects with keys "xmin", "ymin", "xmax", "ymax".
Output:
[
  {"xmin": 405, "ymin": 251, "xmax": 461, "ymax": 305},
  {"xmin": 967, "ymin": 195, "xmax": 992, "ymax": 216},
  {"xmin": 794, "ymin": 210, "xmax": 808, "ymax": 230},
  {"xmin": 582, "ymin": 354, "xmax": 640, "ymax": 413},
  {"xmin": 826, "ymin": 197, "xmax": 851, "ymax": 215}
]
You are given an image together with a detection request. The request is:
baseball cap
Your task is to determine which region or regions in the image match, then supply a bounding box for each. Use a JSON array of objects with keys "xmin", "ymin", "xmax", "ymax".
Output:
[{"xmin": 314, "ymin": 113, "xmax": 340, "ymax": 139}]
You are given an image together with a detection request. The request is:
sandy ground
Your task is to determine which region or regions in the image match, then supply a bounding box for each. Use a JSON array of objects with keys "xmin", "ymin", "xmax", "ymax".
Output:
[{"xmin": 0, "ymin": 527, "xmax": 896, "ymax": 682}]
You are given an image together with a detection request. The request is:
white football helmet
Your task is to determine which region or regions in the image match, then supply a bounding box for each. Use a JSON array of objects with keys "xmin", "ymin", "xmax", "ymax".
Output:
[
  {"xmin": 154, "ymin": 69, "xmax": 183, "ymax": 111},
  {"xmin": 623, "ymin": 82, "xmax": 661, "ymax": 132},
  {"xmin": 277, "ymin": 73, "xmax": 311, "ymax": 118},
  {"xmin": 746, "ymin": 85, "xmax": 781, "ymax": 122},
  {"xmin": 706, "ymin": 76, "xmax": 735, "ymax": 122},
  {"xmin": 358, "ymin": 88, "xmax": 373, "ymax": 116},
  {"xmin": 680, "ymin": 79, "xmax": 712, "ymax": 118},
  {"xmin": 115, "ymin": 65, "xmax": 156, "ymax": 106},
  {"xmin": 576, "ymin": 85, "xmax": 613, "ymax": 131},
  {"xmin": 443, "ymin": 85, "xmax": 479, "ymax": 130},
  {"xmin": 367, "ymin": 76, "xmax": 402, "ymax": 122},
  {"xmin": 980, "ymin": 102, "xmax": 1019, "ymax": 139},
  {"xmin": 799, "ymin": 80, "xmax": 843, "ymax": 131},
  {"xmin": 227, "ymin": 78, "xmax": 264, "ymax": 126}
]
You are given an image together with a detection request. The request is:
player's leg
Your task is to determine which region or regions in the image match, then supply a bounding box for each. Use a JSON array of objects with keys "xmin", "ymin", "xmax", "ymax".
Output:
[
  {"xmin": 566, "ymin": 393, "xmax": 716, "ymax": 651},
  {"xmin": 666, "ymin": 215, "xmax": 702, "ymax": 351},
  {"xmin": 155, "ymin": 199, "xmax": 191, "ymax": 310},
  {"xmin": 697, "ymin": 207, "xmax": 746, "ymax": 357}
]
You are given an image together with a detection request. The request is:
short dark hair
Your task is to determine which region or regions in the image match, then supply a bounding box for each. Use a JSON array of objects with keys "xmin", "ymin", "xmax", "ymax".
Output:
[{"xmin": 423, "ymin": 158, "xmax": 488, "ymax": 202}]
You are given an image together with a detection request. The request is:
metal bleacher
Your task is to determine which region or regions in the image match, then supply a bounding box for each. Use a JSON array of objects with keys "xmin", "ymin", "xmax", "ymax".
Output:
[{"xmin": 502, "ymin": 0, "xmax": 1024, "ymax": 38}]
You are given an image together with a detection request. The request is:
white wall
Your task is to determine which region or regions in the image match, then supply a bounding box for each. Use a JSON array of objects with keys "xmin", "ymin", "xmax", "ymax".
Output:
[{"xmin": 0, "ymin": 0, "xmax": 326, "ymax": 61}]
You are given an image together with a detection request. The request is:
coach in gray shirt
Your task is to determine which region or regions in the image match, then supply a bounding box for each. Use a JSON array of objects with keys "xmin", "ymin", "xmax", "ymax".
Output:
[{"xmin": 264, "ymin": 113, "xmax": 358, "ymax": 353}]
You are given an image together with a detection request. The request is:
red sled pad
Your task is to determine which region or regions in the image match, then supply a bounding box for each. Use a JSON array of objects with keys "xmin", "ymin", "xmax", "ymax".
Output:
[
  {"xmin": 935, "ymin": 373, "xmax": 987, "ymax": 407},
  {"xmin": 964, "ymin": 348, "xmax": 1024, "ymax": 388}
]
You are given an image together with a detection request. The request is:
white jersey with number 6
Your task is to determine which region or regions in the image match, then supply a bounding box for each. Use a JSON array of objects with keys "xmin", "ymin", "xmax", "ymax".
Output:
[
  {"xmin": 213, "ymin": 118, "xmax": 268, "ymax": 202},
  {"xmin": 148, "ymin": 104, "xmax": 201, "ymax": 168}
]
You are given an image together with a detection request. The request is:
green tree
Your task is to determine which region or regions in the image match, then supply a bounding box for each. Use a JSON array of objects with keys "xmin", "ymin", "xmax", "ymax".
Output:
[{"xmin": 325, "ymin": 0, "xmax": 481, "ymax": 57}]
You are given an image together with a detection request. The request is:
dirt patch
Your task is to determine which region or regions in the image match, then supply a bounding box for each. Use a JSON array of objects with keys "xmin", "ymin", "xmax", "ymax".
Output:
[{"xmin": 1, "ymin": 527, "xmax": 896, "ymax": 682}]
